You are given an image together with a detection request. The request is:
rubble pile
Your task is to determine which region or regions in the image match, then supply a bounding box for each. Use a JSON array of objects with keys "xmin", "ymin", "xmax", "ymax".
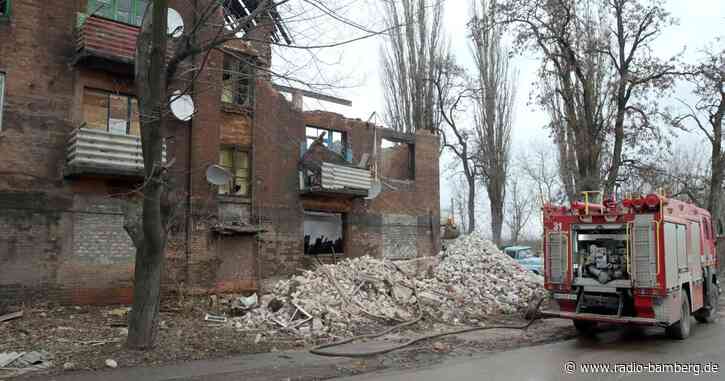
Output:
[
  {"xmin": 233, "ymin": 233, "xmax": 544, "ymax": 337},
  {"xmin": 416, "ymin": 234, "xmax": 544, "ymax": 322}
]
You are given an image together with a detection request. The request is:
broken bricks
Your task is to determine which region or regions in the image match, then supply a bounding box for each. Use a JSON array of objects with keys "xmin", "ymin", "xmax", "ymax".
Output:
[{"xmin": 231, "ymin": 233, "xmax": 543, "ymax": 338}]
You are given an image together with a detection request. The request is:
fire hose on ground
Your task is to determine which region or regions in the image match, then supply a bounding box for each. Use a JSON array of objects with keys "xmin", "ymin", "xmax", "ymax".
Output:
[{"xmin": 309, "ymin": 298, "xmax": 545, "ymax": 358}]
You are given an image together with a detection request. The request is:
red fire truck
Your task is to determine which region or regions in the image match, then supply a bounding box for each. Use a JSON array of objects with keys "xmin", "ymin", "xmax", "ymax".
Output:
[{"xmin": 541, "ymin": 192, "xmax": 720, "ymax": 339}]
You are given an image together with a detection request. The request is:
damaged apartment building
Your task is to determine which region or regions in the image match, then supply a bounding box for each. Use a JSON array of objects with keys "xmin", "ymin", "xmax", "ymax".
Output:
[{"xmin": 0, "ymin": 0, "xmax": 440, "ymax": 305}]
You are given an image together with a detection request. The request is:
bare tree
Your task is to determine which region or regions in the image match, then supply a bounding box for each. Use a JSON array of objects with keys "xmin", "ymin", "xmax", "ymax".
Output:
[
  {"xmin": 502, "ymin": 0, "xmax": 679, "ymax": 196},
  {"xmin": 519, "ymin": 141, "xmax": 565, "ymax": 206},
  {"xmin": 127, "ymin": 0, "xmax": 394, "ymax": 349},
  {"xmin": 433, "ymin": 55, "xmax": 479, "ymax": 234},
  {"xmin": 631, "ymin": 147, "xmax": 710, "ymax": 205},
  {"xmin": 505, "ymin": 177, "xmax": 532, "ymax": 244},
  {"xmin": 380, "ymin": 0, "xmax": 445, "ymax": 133},
  {"xmin": 470, "ymin": 0, "xmax": 515, "ymax": 246},
  {"xmin": 670, "ymin": 40, "xmax": 725, "ymax": 223}
]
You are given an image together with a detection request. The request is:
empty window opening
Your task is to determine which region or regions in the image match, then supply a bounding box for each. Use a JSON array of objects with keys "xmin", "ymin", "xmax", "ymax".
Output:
[
  {"xmin": 83, "ymin": 89, "xmax": 140, "ymax": 136},
  {"xmin": 222, "ymin": 54, "xmax": 254, "ymax": 107},
  {"xmin": 304, "ymin": 211, "xmax": 344, "ymax": 255},
  {"xmin": 218, "ymin": 147, "xmax": 251, "ymax": 197},
  {"xmin": 380, "ymin": 138, "xmax": 414, "ymax": 180},
  {"xmin": 305, "ymin": 126, "xmax": 346, "ymax": 156},
  {"xmin": 0, "ymin": 0, "xmax": 9, "ymax": 17},
  {"xmin": 87, "ymin": 0, "xmax": 148, "ymax": 26}
]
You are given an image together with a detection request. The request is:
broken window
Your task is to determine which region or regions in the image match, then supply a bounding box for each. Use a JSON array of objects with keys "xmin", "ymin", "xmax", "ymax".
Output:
[
  {"xmin": 87, "ymin": 0, "xmax": 148, "ymax": 26},
  {"xmin": 0, "ymin": 0, "xmax": 8, "ymax": 17},
  {"xmin": 305, "ymin": 126, "xmax": 346, "ymax": 156},
  {"xmin": 222, "ymin": 54, "xmax": 254, "ymax": 107},
  {"xmin": 304, "ymin": 211, "xmax": 344, "ymax": 255},
  {"xmin": 0, "ymin": 73, "xmax": 4, "ymax": 131},
  {"xmin": 83, "ymin": 89, "xmax": 140, "ymax": 136},
  {"xmin": 218, "ymin": 147, "xmax": 251, "ymax": 197},
  {"xmin": 380, "ymin": 138, "xmax": 414, "ymax": 180}
]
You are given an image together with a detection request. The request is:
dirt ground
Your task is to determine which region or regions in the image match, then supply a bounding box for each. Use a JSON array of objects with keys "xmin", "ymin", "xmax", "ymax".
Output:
[
  {"xmin": 0, "ymin": 299, "xmax": 303, "ymax": 375},
  {"xmin": 0, "ymin": 298, "xmax": 576, "ymax": 380}
]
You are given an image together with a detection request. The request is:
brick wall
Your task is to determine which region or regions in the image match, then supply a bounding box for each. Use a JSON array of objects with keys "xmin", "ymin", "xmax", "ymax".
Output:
[{"xmin": 0, "ymin": 0, "xmax": 440, "ymax": 306}]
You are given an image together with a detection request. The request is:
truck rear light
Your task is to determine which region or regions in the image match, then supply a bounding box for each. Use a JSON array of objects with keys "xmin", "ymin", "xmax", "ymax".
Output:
[
  {"xmin": 557, "ymin": 299, "xmax": 577, "ymax": 312},
  {"xmin": 634, "ymin": 296, "xmax": 655, "ymax": 318}
]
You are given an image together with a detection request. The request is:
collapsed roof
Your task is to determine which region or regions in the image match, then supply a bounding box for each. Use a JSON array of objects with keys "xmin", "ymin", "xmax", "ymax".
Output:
[{"xmin": 224, "ymin": 0, "xmax": 292, "ymax": 44}]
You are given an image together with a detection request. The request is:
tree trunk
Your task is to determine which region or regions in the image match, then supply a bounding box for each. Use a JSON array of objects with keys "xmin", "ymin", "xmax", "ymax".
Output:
[
  {"xmin": 708, "ymin": 130, "xmax": 723, "ymax": 234},
  {"xmin": 488, "ymin": 180, "xmax": 504, "ymax": 246},
  {"xmin": 127, "ymin": 0, "xmax": 169, "ymax": 350},
  {"xmin": 467, "ymin": 173, "xmax": 476, "ymax": 234},
  {"xmin": 490, "ymin": 201, "xmax": 503, "ymax": 246}
]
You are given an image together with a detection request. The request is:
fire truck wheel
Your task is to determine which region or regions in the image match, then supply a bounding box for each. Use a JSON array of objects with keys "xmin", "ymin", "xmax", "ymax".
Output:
[
  {"xmin": 695, "ymin": 277, "xmax": 720, "ymax": 324},
  {"xmin": 666, "ymin": 293, "xmax": 691, "ymax": 340},
  {"xmin": 573, "ymin": 319, "xmax": 596, "ymax": 334}
]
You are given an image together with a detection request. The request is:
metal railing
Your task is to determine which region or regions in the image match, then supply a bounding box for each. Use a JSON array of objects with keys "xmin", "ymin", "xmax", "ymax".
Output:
[{"xmin": 66, "ymin": 127, "xmax": 165, "ymax": 174}]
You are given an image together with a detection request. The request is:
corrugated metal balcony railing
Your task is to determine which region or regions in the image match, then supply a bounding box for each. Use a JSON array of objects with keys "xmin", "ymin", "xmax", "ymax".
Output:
[
  {"xmin": 65, "ymin": 127, "xmax": 166, "ymax": 178},
  {"xmin": 300, "ymin": 162, "xmax": 372, "ymax": 197}
]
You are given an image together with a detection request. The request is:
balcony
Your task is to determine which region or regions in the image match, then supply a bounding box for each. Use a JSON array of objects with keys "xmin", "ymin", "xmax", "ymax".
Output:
[
  {"xmin": 73, "ymin": 15, "xmax": 140, "ymax": 74},
  {"xmin": 300, "ymin": 162, "xmax": 372, "ymax": 198},
  {"xmin": 64, "ymin": 127, "xmax": 166, "ymax": 178}
]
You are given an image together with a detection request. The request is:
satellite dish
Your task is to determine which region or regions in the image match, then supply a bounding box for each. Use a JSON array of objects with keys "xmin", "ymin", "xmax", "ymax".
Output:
[
  {"xmin": 366, "ymin": 180, "xmax": 382, "ymax": 200},
  {"xmin": 169, "ymin": 91, "xmax": 195, "ymax": 121},
  {"xmin": 167, "ymin": 8, "xmax": 184, "ymax": 38},
  {"xmin": 206, "ymin": 164, "xmax": 232, "ymax": 186}
]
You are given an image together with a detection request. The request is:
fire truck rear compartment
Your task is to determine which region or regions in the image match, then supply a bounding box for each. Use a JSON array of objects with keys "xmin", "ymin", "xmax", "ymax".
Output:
[
  {"xmin": 573, "ymin": 224, "xmax": 630, "ymax": 284},
  {"xmin": 570, "ymin": 224, "xmax": 638, "ymax": 317}
]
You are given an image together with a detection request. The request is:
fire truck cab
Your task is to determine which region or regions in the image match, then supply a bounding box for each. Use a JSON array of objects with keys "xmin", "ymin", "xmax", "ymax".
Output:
[{"xmin": 541, "ymin": 192, "xmax": 720, "ymax": 339}]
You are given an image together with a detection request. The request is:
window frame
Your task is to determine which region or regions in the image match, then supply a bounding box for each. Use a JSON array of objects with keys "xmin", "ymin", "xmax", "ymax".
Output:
[
  {"xmin": 0, "ymin": 73, "xmax": 5, "ymax": 131},
  {"xmin": 218, "ymin": 146, "xmax": 252, "ymax": 198},
  {"xmin": 87, "ymin": 0, "xmax": 147, "ymax": 26},
  {"xmin": 0, "ymin": 0, "xmax": 10, "ymax": 18},
  {"xmin": 221, "ymin": 53, "xmax": 255, "ymax": 108},
  {"xmin": 83, "ymin": 88, "xmax": 139, "ymax": 136},
  {"xmin": 305, "ymin": 125, "xmax": 347, "ymax": 156}
]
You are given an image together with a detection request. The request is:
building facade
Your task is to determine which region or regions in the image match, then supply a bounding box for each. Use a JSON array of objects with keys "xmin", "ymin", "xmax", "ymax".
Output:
[{"xmin": 0, "ymin": 0, "xmax": 440, "ymax": 305}]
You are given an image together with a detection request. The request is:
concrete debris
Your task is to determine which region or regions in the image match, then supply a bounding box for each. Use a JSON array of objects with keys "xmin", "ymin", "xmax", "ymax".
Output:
[
  {"xmin": 230, "ymin": 233, "xmax": 543, "ymax": 337},
  {"xmin": 0, "ymin": 351, "xmax": 53, "ymax": 376},
  {"xmin": 107, "ymin": 308, "xmax": 130, "ymax": 317},
  {"xmin": 0, "ymin": 352, "xmax": 24, "ymax": 368},
  {"xmin": 204, "ymin": 313, "xmax": 228, "ymax": 323},
  {"xmin": 105, "ymin": 359, "xmax": 118, "ymax": 368},
  {"xmin": 238, "ymin": 293, "xmax": 258, "ymax": 309},
  {"xmin": 62, "ymin": 362, "xmax": 75, "ymax": 370}
]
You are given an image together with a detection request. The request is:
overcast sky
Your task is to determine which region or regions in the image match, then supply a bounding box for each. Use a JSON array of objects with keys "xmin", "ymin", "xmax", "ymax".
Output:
[{"xmin": 276, "ymin": 0, "xmax": 724, "ymax": 237}]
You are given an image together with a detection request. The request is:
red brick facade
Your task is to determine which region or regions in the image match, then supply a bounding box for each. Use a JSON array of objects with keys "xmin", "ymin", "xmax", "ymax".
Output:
[{"xmin": 0, "ymin": 0, "xmax": 440, "ymax": 306}]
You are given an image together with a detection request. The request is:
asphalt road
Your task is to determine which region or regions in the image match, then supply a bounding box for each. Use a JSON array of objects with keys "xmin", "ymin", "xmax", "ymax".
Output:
[{"xmin": 339, "ymin": 312, "xmax": 725, "ymax": 381}]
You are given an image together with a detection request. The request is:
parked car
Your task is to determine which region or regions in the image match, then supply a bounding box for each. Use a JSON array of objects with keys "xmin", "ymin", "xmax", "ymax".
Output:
[{"xmin": 503, "ymin": 246, "xmax": 543, "ymax": 275}]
